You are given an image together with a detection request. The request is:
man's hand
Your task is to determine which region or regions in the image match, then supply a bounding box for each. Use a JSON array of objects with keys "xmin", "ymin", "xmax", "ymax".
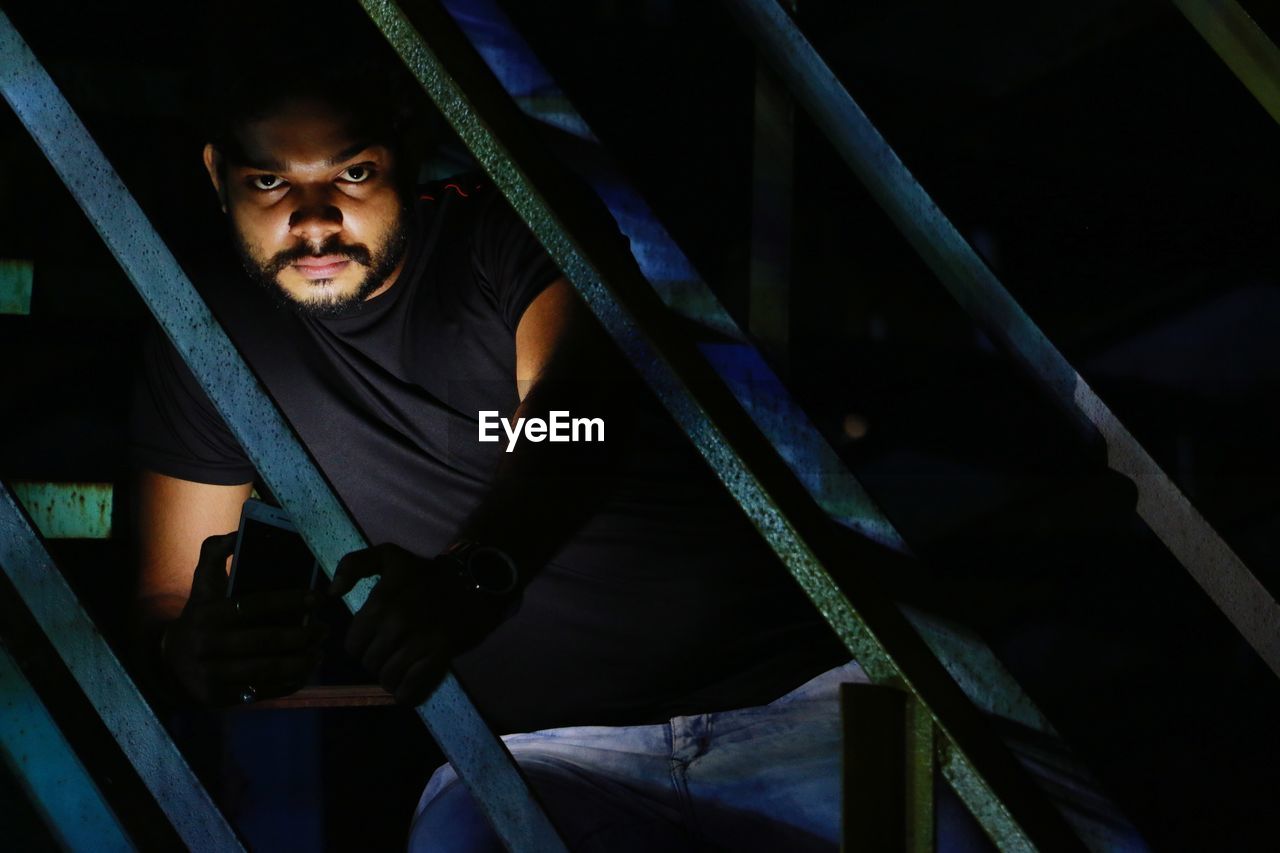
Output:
[
  {"xmin": 160, "ymin": 531, "xmax": 326, "ymax": 706},
  {"xmin": 329, "ymin": 543, "xmax": 514, "ymax": 706}
]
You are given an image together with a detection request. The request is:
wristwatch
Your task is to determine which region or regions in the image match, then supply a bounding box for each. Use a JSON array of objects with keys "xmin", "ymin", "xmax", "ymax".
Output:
[{"xmin": 441, "ymin": 539, "xmax": 520, "ymax": 596}]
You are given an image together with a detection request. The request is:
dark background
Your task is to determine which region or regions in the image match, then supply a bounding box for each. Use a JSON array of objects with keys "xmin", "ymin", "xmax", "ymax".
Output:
[{"xmin": 2, "ymin": 0, "xmax": 1279, "ymax": 850}]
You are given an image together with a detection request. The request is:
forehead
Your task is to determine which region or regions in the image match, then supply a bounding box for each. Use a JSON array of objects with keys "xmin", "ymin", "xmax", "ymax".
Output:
[{"xmin": 229, "ymin": 98, "xmax": 382, "ymax": 170}]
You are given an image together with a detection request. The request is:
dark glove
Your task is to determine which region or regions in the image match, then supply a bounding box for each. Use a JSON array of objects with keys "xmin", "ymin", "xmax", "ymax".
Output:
[
  {"xmin": 159, "ymin": 531, "xmax": 327, "ymax": 706},
  {"xmin": 328, "ymin": 542, "xmax": 518, "ymax": 706}
]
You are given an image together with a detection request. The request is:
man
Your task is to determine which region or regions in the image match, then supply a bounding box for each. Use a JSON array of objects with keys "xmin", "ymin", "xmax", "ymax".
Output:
[{"xmin": 130, "ymin": 49, "xmax": 857, "ymax": 851}]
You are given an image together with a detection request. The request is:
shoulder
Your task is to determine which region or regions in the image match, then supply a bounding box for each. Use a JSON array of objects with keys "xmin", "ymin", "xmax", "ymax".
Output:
[
  {"xmin": 413, "ymin": 173, "xmax": 530, "ymax": 251},
  {"xmin": 412, "ymin": 171, "xmax": 497, "ymax": 229},
  {"xmin": 414, "ymin": 172, "xmax": 490, "ymax": 207}
]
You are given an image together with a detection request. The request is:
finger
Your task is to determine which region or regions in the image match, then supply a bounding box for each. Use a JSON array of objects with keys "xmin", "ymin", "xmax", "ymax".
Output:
[
  {"xmin": 378, "ymin": 630, "xmax": 445, "ymax": 695},
  {"xmin": 330, "ymin": 548, "xmax": 383, "ymax": 599},
  {"xmin": 191, "ymin": 531, "xmax": 239, "ymax": 601},
  {"xmin": 394, "ymin": 656, "xmax": 448, "ymax": 707},
  {"xmin": 360, "ymin": 618, "xmax": 411, "ymax": 676},
  {"xmin": 197, "ymin": 623, "xmax": 328, "ymax": 658}
]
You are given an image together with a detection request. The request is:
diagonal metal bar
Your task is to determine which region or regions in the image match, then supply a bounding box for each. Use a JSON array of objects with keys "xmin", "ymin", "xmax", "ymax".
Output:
[
  {"xmin": 0, "ymin": 483, "xmax": 242, "ymax": 851},
  {"xmin": 0, "ymin": 639, "xmax": 136, "ymax": 852},
  {"xmin": 720, "ymin": 0, "xmax": 1280, "ymax": 681},
  {"xmin": 0, "ymin": 12, "xmax": 565, "ymax": 852},
  {"xmin": 362, "ymin": 1, "xmax": 1092, "ymax": 849},
  {"xmin": 1172, "ymin": 0, "xmax": 1280, "ymax": 125}
]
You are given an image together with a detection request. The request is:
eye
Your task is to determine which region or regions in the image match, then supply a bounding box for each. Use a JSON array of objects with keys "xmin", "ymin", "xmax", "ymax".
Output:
[
  {"xmin": 339, "ymin": 164, "xmax": 374, "ymax": 184},
  {"xmin": 250, "ymin": 174, "xmax": 286, "ymax": 191}
]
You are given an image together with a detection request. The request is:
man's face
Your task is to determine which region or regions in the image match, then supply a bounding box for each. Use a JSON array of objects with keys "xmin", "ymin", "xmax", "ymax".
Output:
[{"xmin": 205, "ymin": 98, "xmax": 410, "ymax": 317}]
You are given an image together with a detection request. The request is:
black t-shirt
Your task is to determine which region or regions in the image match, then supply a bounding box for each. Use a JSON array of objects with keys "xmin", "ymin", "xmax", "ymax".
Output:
[{"xmin": 131, "ymin": 176, "xmax": 848, "ymax": 733}]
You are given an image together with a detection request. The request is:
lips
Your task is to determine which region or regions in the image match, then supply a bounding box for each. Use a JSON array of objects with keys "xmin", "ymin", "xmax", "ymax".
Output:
[{"xmin": 292, "ymin": 255, "xmax": 352, "ymax": 280}]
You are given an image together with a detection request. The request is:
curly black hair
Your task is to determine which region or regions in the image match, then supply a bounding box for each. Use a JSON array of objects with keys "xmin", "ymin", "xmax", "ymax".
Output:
[{"xmin": 192, "ymin": 0, "xmax": 425, "ymax": 185}]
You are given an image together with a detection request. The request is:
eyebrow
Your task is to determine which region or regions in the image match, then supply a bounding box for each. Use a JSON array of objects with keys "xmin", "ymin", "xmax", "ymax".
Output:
[{"xmin": 235, "ymin": 140, "xmax": 377, "ymax": 173}]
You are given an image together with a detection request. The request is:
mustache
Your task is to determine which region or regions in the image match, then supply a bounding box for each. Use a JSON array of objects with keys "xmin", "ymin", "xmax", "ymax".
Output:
[{"xmin": 264, "ymin": 238, "xmax": 373, "ymax": 275}]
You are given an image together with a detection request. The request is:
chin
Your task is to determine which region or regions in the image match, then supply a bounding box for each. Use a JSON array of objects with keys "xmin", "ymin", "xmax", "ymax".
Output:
[
  {"xmin": 286, "ymin": 273, "xmax": 359, "ymax": 301},
  {"xmin": 268, "ymin": 277, "xmax": 359, "ymax": 318}
]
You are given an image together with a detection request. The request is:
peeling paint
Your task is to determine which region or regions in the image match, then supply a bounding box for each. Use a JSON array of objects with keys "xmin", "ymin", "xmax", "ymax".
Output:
[{"xmin": 10, "ymin": 482, "xmax": 113, "ymax": 539}]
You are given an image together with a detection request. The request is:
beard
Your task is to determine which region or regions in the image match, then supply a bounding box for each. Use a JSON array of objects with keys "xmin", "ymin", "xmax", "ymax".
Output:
[{"xmin": 232, "ymin": 205, "xmax": 411, "ymax": 319}]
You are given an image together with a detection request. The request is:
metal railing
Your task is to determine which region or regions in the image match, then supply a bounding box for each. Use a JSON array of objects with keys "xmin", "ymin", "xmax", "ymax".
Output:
[{"xmin": 6, "ymin": 0, "xmax": 1269, "ymax": 848}]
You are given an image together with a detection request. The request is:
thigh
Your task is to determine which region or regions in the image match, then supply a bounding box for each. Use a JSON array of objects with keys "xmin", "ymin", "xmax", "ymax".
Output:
[
  {"xmin": 682, "ymin": 660, "xmax": 866, "ymax": 851},
  {"xmin": 408, "ymin": 724, "xmax": 699, "ymax": 853}
]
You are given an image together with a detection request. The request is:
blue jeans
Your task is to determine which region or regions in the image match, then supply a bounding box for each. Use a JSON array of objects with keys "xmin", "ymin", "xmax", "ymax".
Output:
[{"xmin": 407, "ymin": 658, "xmax": 868, "ymax": 852}]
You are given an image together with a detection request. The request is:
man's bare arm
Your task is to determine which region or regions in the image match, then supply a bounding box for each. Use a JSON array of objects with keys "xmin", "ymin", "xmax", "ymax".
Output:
[
  {"xmin": 132, "ymin": 471, "xmax": 325, "ymax": 705},
  {"xmin": 134, "ymin": 470, "xmax": 251, "ymax": 624}
]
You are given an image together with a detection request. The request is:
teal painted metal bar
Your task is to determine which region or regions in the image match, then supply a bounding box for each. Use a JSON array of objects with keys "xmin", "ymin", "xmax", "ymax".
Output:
[
  {"xmin": 721, "ymin": 0, "xmax": 1280, "ymax": 683},
  {"xmin": 0, "ymin": 640, "xmax": 136, "ymax": 852},
  {"xmin": 0, "ymin": 12, "xmax": 565, "ymax": 852},
  {"xmin": 10, "ymin": 481, "xmax": 113, "ymax": 539},
  {"xmin": 1173, "ymin": 0, "xmax": 1280, "ymax": 125},
  {"xmin": 362, "ymin": 2, "xmax": 1088, "ymax": 849},
  {"xmin": 0, "ymin": 483, "xmax": 243, "ymax": 851},
  {"xmin": 0, "ymin": 258, "xmax": 33, "ymax": 315}
]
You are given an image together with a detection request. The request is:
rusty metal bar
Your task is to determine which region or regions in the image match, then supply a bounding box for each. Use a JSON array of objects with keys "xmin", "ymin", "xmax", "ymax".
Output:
[{"xmin": 9, "ymin": 481, "xmax": 113, "ymax": 539}]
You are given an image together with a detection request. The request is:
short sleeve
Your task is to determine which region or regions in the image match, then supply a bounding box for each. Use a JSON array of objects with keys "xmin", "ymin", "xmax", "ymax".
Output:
[
  {"xmin": 129, "ymin": 327, "xmax": 257, "ymax": 485},
  {"xmin": 469, "ymin": 188, "xmax": 564, "ymax": 333}
]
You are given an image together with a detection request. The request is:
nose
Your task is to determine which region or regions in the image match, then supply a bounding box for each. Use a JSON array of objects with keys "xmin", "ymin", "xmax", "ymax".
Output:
[{"xmin": 288, "ymin": 191, "xmax": 344, "ymax": 247}]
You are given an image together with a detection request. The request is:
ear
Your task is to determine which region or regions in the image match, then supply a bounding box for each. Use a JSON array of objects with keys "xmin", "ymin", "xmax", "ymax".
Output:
[{"xmin": 202, "ymin": 144, "xmax": 228, "ymax": 213}]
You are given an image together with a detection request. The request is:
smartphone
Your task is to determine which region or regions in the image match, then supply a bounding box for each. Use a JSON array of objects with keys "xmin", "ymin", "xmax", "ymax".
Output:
[{"xmin": 227, "ymin": 499, "xmax": 320, "ymax": 621}]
